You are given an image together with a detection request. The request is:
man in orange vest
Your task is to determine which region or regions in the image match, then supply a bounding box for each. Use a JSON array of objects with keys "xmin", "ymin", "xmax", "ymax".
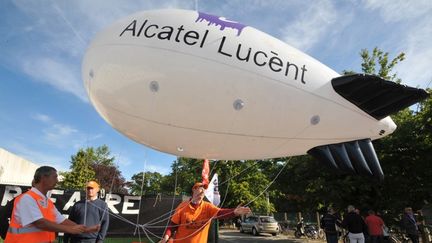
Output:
[
  {"xmin": 160, "ymin": 182, "xmax": 252, "ymax": 243},
  {"xmin": 5, "ymin": 166, "xmax": 100, "ymax": 243}
]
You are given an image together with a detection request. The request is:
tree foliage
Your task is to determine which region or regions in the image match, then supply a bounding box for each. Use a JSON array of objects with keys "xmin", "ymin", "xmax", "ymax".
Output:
[
  {"xmin": 129, "ymin": 158, "xmax": 277, "ymax": 214},
  {"xmin": 343, "ymin": 47, "xmax": 405, "ymax": 82},
  {"xmin": 360, "ymin": 47, "xmax": 405, "ymax": 81},
  {"xmin": 60, "ymin": 148, "xmax": 96, "ymax": 190},
  {"xmin": 61, "ymin": 145, "xmax": 126, "ymax": 192},
  {"xmin": 92, "ymin": 145, "xmax": 115, "ymax": 166},
  {"xmin": 130, "ymin": 171, "xmax": 163, "ymax": 196},
  {"xmin": 93, "ymin": 163, "xmax": 127, "ymax": 194},
  {"xmin": 212, "ymin": 160, "xmax": 275, "ymax": 214}
]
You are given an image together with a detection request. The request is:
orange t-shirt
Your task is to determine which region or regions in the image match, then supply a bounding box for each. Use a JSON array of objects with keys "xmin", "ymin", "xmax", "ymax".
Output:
[{"xmin": 171, "ymin": 200, "xmax": 219, "ymax": 243}]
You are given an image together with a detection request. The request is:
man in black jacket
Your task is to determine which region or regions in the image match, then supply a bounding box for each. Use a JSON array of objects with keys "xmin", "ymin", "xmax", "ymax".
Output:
[
  {"xmin": 401, "ymin": 207, "xmax": 419, "ymax": 243},
  {"xmin": 321, "ymin": 207, "xmax": 342, "ymax": 243},
  {"xmin": 342, "ymin": 205, "xmax": 367, "ymax": 243}
]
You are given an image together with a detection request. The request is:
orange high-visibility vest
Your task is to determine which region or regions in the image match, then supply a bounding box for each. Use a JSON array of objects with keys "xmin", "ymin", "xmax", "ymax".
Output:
[{"xmin": 5, "ymin": 190, "xmax": 56, "ymax": 243}]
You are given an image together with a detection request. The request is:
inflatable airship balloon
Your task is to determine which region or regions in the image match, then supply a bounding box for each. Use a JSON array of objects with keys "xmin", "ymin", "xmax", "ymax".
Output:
[{"xmin": 83, "ymin": 9, "xmax": 429, "ymax": 179}]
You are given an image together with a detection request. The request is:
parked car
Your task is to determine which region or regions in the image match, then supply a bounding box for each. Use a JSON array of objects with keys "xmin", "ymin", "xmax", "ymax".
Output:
[{"xmin": 240, "ymin": 215, "xmax": 280, "ymax": 236}]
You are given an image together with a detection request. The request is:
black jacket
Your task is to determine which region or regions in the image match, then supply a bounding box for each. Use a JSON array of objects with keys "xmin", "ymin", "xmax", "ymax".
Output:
[
  {"xmin": 401, "ymin": 213, "xmax": 418, "ymax": 235},
  {"xmin": 0, "ymin": 198, "xmax": 14, "ymax": 240},
  {"xmin": 342, "ymin": 212, "xmax": 367, "ymax": 234},
  {"xmin": 321, "ymin": 213, "xmax": 341, "ymax": 234}
]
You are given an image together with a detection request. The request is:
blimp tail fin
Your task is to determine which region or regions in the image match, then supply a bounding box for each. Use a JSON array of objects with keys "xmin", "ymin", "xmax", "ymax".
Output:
[
  {"xmin": 332, "ymin": 74, "xmax": 429, "ymax": 120},
  {"xmin": 307, "ymin": 139, "xmax": 384, "ymax": 180}
]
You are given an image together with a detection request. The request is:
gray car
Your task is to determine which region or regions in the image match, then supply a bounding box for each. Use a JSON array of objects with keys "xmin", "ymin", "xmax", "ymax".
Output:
[{"xmin": 240, "ymin": 215, "xmax": 280, "ymax": 236}]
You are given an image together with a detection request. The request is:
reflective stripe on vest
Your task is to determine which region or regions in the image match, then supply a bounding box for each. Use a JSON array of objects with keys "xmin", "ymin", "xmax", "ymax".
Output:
[
  {"xmin": 8, "ymin": 226, "xmax": 43, "ymax": 234},
  {"xmin": 4, "ymin": 189, "xmax": 56, "ymax": 243}
]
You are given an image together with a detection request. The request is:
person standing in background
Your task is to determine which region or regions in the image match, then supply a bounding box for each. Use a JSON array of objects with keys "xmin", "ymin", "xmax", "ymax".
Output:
[
  {"xmin": 64, "ymin": 181, "xmax": 109, "ymax": 243},
  {"xmin": 321, "ymin": 207, "xmax": 342, "ymax": 243},
  {"xmin": 342, "ymin": 205, "xmax": 367, "ymax": 243},
  {"xmin": 401, "ymin": 207, "xmax": 419, "ymax": 243},
  {"xmin": 365, "ymin": 210, "xmax": 384, "ymax": 243},
  {"xmin": 416, "ymin": 210, "xmax": 431, "ymax": 243}
]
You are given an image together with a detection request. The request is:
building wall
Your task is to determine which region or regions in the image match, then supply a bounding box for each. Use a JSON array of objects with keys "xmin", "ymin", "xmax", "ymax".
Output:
[{"xmin": 0, "ymin": 148, "xmax": 39, "ymax": 186}]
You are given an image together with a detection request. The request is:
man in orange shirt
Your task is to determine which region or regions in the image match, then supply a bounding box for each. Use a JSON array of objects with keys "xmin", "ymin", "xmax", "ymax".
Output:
[{"xmin": 160, "ymin": 182, "xmax": 251, "ymax": 243}]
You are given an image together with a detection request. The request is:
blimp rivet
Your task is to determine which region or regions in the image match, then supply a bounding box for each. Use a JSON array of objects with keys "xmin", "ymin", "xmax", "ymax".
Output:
[
  {"xmin": 89, "ymin": 69, "xmax": 94, "ymax": 78},
  {"xmin": 149, "ymin": 81, "xmax": 159, "ymax": 92},
  {"xmin": 233, "ymin": 99, "xmax": 244, "ymax": 111},
  {"xmin": 310, "ymin": 115, "xmax": 320, "ymax": 125},
  {"xmin": 177, "ymin": 147, "xmax": 184, "ymax": 152}
]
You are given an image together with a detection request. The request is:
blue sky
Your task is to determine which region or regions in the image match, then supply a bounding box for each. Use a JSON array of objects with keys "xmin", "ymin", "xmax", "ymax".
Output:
[{"xmin": 0, "ymin": 0, "xmax": 431, "ymax": 180}]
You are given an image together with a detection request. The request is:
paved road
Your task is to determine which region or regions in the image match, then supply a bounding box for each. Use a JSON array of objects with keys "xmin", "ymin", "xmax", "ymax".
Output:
[{"xmin": 219, "ymin": 229, "xmax": 318, "ymax": 243}]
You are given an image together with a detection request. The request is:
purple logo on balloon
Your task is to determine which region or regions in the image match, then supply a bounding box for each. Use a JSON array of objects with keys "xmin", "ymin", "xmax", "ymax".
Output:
[{"xmin": 195, "ymin": 12, "xmax": 246, "ymax": 36}]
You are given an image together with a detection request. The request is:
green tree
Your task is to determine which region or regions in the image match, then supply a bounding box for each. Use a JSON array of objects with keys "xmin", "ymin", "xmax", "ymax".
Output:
[
  {"xmin": 93, "ymin": 163, "xmax": 127, "ymax": 193},
  {"xmin": 343, "ymin": 47, "xmax": 405, "ymax": 82},
  {"xmin": 200, "ymin": 160, "xmax": 276, "ymax": 214},
  {"xmin": 374, "ymin": 91, "xmax": 432, "ymax": 212},
  {"xmin": 130, "ymin": 171, "xmax": 163, "ymax": 195},
  {"xmin": 159, "ymin": 158, "xmax": 277, "ymax": 214},
  {"xmin": 92, "ymin": 145, "xmax": 115, "ymax": 166},
  {"xmin": 61, "ymin": 145, "xmax": 126, "ymax": 192},
  {"xmin": 88, "ymin": 145, "xmax": 126, "ymax": 193},
  {"xmin": 61, "ymin": 148, "xmax": 96, "ymax": 190},
  {"xmin": 160, "ymin": 157, "xmax": 204, "ymax": 195}
]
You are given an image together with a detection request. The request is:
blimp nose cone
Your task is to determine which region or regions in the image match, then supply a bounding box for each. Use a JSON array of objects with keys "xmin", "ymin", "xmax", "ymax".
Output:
[
  {"xmin": 379, "ymin": 116, "xmax": 397, "ymax": 136},
  {"xmin": 387, "ymin": 118, "xmax": 397, "ymax": 133}
]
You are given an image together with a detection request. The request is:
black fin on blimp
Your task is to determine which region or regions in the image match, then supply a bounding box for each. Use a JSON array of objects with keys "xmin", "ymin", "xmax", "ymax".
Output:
[
  {"xmin": 307, "ymin": 139, "xmax": 384, "ymax": 180},
  {"xmin": 332, "ymin": 74, "xmax": 430, "ymax": 120}
]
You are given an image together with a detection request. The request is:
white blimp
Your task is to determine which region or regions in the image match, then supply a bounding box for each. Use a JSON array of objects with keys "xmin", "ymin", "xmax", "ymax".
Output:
[{"xmin": 83, "ymin": 9, "xmax": 428, "ymax": 179}]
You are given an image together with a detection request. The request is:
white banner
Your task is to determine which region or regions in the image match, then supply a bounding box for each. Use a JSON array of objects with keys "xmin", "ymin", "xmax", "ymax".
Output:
[{"xmin": 205, "ymin": 174, "xmax": 220, "ymax": 206}]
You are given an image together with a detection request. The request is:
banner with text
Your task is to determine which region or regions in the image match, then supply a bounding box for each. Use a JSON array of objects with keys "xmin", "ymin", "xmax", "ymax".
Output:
[{"xmin": 0, "ymin": 184, "xmax": 183, "ymax": 236}]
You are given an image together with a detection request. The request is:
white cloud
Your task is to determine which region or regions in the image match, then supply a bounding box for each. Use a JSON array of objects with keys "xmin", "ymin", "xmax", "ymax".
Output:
[
  {"xmin": 71, "ymin": 134, "xmax": 104, "ymax": 150},
  {"xmin": 280, "ymin": 0, "xmax": 338, "ymax": 51},
  {"xmin": 21, "ymin": 57, "xmax": 88, "ymax": 102},
  {"xmin": 32, "ymin": 113, "xmax": 78, "ymax": 139},
  {"xmin": 395, "ymin": 18, "xmax": 432, "ymax": 88},
  {"xmin": 112, "ymin": 153, "xmax": 132, "ymax": 167},
  {"xmin": 6, "ymin": 142, "xmax": 65, "ymax": 170},
  {"xmin": 363, "ymin": 0, "xmax": 432, "ymax": 22},
  {"xmin": 30, "ymin": 113, "xmax": 104, "ymax": 149},
  {"xmin": 146, "ymin": 164, "xmax": 171, "ymax": 175},
  {"xmin": 32, "ymin": 113, "xmax": 52, "ymax": 123},
  {"xmin": 43, "ymin": 124, "xmax": 78, "ymax": 144},
  {"xmin": 362, "ymin": 0, "xmax": 432, "ymax": 88}
]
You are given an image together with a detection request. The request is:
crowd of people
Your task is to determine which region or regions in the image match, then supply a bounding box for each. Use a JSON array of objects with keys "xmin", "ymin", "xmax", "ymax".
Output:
[
  {"xmin": 2, "ymin": 165, "xmax": 251, "ymax": 243},
  {"xmin": 321, "ymin": 205, "xmax": 430, "ymax": 243}
]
